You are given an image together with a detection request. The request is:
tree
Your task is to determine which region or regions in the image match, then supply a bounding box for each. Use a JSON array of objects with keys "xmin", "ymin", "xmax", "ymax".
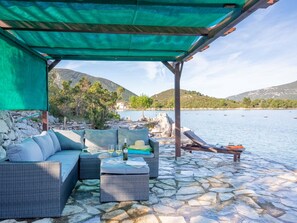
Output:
[
  {"xmin": 242, "ymin": 97, "xmax": 252, "ymax": 108},
  {"xmin": 129, "ymin": 95, "xmax": 153, "ymax": 118},
  {"xmin": 49, "ymin": 77, "xmax": 119, "ymax": 129},
  {"xmin": 116, "ymin": 87, "xmax": 125, "ymax": 101}
]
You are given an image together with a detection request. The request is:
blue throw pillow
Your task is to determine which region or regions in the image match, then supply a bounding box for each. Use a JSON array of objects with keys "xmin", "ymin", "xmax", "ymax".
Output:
[
  {"xmin": 48, "ymin": 129, "xmax": 61, "ymax": 152},
  {"xmin": 33, "ymin": 131, "xmax": 55, "ymax": 160},
  {"xmin": 7, "ymin": 138, "xmax": 44, "ymax": 161},
  {"xmin": 85, "ymin": 129, "xmax": 117, "ymax": 149},
  {"xmin": 118, "ymin": 128, "xmax": 149, "ymax": 146},
  {"xmin": 53, "ymin": 129, "xmax": 85, "ymax": 150}
]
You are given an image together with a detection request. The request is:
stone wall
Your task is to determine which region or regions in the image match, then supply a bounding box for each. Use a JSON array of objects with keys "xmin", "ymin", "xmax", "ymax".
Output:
[{"xmin": 0, "ymin": 111, "xmax": 42, "ymax": 154}]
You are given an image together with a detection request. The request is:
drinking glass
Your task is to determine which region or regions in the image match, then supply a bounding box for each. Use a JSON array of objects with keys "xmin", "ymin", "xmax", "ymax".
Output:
[
  {"xmin": 116, "ymin": 145, "xmax": 122, "ymax": 156},
  {"xmin": 108, "ymin": 144, "xmax": 114, "ymax": 155}
]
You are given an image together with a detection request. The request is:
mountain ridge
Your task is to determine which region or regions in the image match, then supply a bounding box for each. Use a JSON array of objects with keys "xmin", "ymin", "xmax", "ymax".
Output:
[
  {"xmin": 227, "ymin": 80, "xmax": 297, "ymax": 101},
  {"xmin": 49, "ymin": 68, "xmax": 137, "ymax": 101}
]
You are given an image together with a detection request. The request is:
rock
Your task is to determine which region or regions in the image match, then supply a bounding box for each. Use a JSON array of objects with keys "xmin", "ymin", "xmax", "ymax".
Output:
[
  {"xmin": 0, "ymin": 120, "xmax": 9, "ymax": 133},
  {"xmin": 0, "ymin": 146, "xmax": 6, "ymax": 159},
  {"xmin": 83, "ymin": 179, "xmax": 100, "ymax": 186},
  {"xmin": 15, "ymin": 122, "xmax": 29, "ymax": 130},
  {"xmin": 159, "ymin": 216, "xmax": 187, "ymax": 223},
  {"xmin": 8, "ymin": 130, "xmax": 16, "ymax": 141},
  {"xmin": 160, "ymin": 179, "xmax": 176, "ymax": 187},
  {"xmin": 155, "ymin": 182, "xmax": 175, "ymax": 190},
  {"xmin": 127, "ymin": 204, "xmax": 152, "ymax": 217},
  {"xmin": 122, "ymin": 220, "xmax": 134, "ymax": 223},
  {"xmin": 134, "ymin": 214, "xmax": 159, "ymax": 223},
  {"xmin": 141, "ymin": 194, "xmax": 159, "ymax": 205},
  {"xmin": 62, "ymin": 205, "xmax": 84, "ymax": 216},
  {"xmin": 158, "ymin": 189, "xmax": 176, "ymax": 197},
  {"xmin": 198, "ymin": 192, "xmax": 217, "ymax": 203},
  {"xmin": 96, "ymin": 202, "xmax": 118, "ymax": 212},
  {"xmin": 151, "ymin": 113, "xmax": 173, "ymax": 137},
  {"xmin": 209, "ymin": 188, "xmax": 234, "ymax": 193},
  {"xmin": 101, "ymin": 209, "xmax": 129, "ymax": 221},
  {"xmin": 2, "ymin": 134, "xmax": 9, "ymax": 140},
  {"xmin": 0, "ymin": 134, "xmax": 3, "ymax": 145},
  {"xmin": 219, "ymin": 193, "xmax": 234, "ymax": 202},
  {"xmin": 68, "ymin": 213, "xmax": 91, "ymax": 223},
  {"xmin": 0, "ymin": 221, "xmax": 27, "ymax": 223},
  {"xmin": 77, "ymin": 185, "xmax": 98, "ymax": 192},
  {"xmin": 236, "ymin": 204, "xmax": 259, "ymax": 220},
  {"xmin": 263, "ymin": 214, "xmax": 283, "ymax": 223},
  {"xmin": 177, "ymin": 186, "xmax": 204, "ymax": 195},
  {"xmin": 2, "ymin": 139, "xmax": 11, "ymax": 147},
  {"xmin": 278, "ymin": 212, "xmax": 297, "ymax": 223},
  {"xmin": 234, "ymin": 189, "xmax": 256, "ymax": 196},
  {"xmin": 278, "ymin": 174, "xmax": 297, "ymax": 182},
  {"xmin": 280, "ymin": 199, "xmax": 297, "ymax": 209},
  {"xmin": 153, "ymin": 204, "xmax": 175, "ymax": 214},
  {"xmin": 32, "ymin": 219, "xmax": 54, "ymax": 223},
  {"xmin": 188, "ymin": 199, "xmax": 211, "ymax": 206},
  {"xmin": 48, "ymin": 115, "xmax": 58, "ymax": 124},
  {"xmin": 190, "ymin": 216, "xmax": 218, "ymax": 223},
  {"xmin": 160, "ymin": 198, "xmax": 184, "ymax": 208},
  {"xmin": 83, "ymin": 205, "xmax": 101, "ymax": 215},
  {"xmin": 82, "ymin": 216, "xmax": 101, "ymax": 223},
  {"xmin": 176, "ymin": 194, "xmax": 198, "ymax": 201}
]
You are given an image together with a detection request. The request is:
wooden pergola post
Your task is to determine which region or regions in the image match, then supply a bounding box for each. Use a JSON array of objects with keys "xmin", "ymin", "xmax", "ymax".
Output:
[
  {"xmin": 162, "ymin": 61, "xmax": 184, "ymax": 159},
  {"xmin": 42, "ymin": 59, "xmax": 61, "ymax": 131}
]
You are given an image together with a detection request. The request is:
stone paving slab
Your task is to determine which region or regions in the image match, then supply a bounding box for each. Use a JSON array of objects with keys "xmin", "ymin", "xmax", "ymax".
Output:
[{"xmin": 2, "ymin": 140, "xmax": 297, "ymax": 223}]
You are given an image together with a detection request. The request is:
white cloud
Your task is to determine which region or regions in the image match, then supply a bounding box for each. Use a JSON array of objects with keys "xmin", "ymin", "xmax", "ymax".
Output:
[{"xmin": 179, "ymin": 2, "xmax": 297, "ymax": 98}]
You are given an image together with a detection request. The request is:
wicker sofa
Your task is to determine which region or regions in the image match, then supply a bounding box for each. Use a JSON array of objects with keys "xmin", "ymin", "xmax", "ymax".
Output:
[{"xmin": 0, "ymin": 128, "xmax": 159, "ymax": 219}]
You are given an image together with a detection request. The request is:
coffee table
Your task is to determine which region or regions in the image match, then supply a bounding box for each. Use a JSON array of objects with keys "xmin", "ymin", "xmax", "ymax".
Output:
[{"xmin": 100, "ymin": 157, "xmax": 149, "ymax": 202}]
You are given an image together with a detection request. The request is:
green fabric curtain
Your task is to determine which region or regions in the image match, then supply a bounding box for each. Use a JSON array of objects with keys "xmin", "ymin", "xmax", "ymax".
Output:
[{"xmin": 0, "ymin": 33, "xmax": 47, "ymax": 110}]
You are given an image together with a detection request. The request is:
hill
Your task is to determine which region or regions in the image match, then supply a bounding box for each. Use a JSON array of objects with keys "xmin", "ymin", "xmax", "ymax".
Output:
[
  {"xmin": 49, "ymin": 68, "xmax": 137, "ymax": 101},
  {"xmin": 152, "ymin": 89, "xmax": 238, "ymax": 108},
  {"xmin": 227, "ymin": 80, "xmax": 297, "ymax": 101}
]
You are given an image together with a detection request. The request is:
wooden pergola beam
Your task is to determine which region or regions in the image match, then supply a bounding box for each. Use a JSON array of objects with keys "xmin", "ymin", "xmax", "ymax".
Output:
[
  {"xmin": 162, "ymin": 61, "xmax": 184, "ymax": 159},
  {"xmin": 0, "ymin": 21, "xmax": 209, "ymax": 36},
  {"xmin": 48, "ymin": 59, "xmax": 61, "ymax": 72}
]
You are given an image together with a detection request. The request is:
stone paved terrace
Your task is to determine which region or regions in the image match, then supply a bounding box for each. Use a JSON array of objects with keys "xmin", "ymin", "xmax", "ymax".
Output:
[{"xmin": 2, "ymin": 138, "xmax": 297, "ymax": 223}]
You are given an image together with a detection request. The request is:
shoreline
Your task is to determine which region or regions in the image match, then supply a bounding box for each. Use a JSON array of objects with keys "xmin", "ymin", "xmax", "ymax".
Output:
[{"xmin": 120, "ymin": 108, "xmax": 297, "ymax": 111}]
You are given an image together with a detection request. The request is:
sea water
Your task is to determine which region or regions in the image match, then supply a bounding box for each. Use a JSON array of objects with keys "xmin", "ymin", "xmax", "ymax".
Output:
[{"xmin": 119, "ymin": 110, "xmax": 297, "ymax": 168}]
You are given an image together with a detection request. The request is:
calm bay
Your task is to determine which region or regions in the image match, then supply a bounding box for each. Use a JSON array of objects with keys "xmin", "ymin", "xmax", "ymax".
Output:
[{"xmin": 119, "ymin": 110, "xmax": 297, "ymax": 168}]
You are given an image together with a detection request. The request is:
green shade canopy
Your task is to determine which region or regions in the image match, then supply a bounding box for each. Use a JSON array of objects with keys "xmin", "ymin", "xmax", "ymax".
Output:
[{"xmin": 0, "ymin": 0, "xmax": 274, "ymax": 62}]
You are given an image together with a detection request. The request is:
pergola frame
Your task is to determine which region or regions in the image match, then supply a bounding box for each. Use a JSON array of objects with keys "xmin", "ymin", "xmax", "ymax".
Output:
[{"xmin": 0, "ymin": 0, "xmax": 278, "ymax": 159}]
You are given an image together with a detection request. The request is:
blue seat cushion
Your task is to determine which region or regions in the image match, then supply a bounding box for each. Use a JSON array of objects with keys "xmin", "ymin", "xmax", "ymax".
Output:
[
  {"xmin": 85, "ymin": 129, "xmax": 117, "ymax": 150},
  {"xmin": 118, "ymin": 128, "xmax": 149, "ymax": 146},
  {"xmin": 6, "ymin": 138, "xmax": 44, "ymax": 161},
  {"xmin": 47, "ymin": 150, "xmax": 81, "ymax": 182}
]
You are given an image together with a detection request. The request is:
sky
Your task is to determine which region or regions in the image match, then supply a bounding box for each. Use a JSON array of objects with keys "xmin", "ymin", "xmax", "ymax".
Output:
[{"xmin": 57, "ymin": 0, "xmax": 297, "ymax": 98}]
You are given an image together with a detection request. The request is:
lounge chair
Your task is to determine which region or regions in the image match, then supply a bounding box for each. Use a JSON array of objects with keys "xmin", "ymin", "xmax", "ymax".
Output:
[{"xmin": 181, "ymin": 130, "xmax": 245, "ymax": 162}]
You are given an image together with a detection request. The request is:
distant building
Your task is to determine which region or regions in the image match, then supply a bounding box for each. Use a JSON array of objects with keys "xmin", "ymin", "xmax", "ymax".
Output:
[{"xmin": 116, "ymin": 102, "xmax": 127, "ymax": 111}]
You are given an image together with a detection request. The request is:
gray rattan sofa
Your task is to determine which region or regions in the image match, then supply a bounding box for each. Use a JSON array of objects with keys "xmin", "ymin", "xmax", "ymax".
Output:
[
  {"xmin": 0, "ymin": 130, "xmax": 84, "ymax": 219},
  {"xmin": 0, "ymin": 128, "xmax": 159, "ymax": 219}
]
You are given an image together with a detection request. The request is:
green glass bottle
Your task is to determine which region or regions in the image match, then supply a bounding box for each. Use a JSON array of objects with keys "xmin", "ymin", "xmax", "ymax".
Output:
[{"xmin": 122, "ymin": 138, "xmax": 128, "ymax": 161}]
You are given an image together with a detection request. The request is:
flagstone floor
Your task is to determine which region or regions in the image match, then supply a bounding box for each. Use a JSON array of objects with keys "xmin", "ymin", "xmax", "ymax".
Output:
[{"xmin": 2, "ymin": 138, "xmax": 297, "ymax": 223}]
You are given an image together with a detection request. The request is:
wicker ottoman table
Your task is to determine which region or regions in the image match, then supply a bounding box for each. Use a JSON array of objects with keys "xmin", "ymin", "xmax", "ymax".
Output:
[{"xmin": 100, "ymin": 157, "xmax": 149, "ymax": 202}]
